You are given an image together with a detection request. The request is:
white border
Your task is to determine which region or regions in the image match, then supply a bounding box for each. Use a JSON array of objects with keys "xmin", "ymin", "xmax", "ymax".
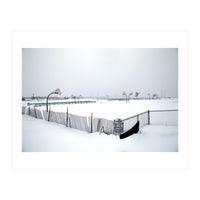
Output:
[{"xmin": 12, "ymin": 31, "xmax": 188, "ymax": 169}]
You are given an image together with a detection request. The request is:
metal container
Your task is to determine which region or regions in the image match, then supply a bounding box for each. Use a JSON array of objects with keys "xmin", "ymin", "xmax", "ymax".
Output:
[{"xmin": 113, "ymin": 118, "xmax": 124, "ymax": 135}]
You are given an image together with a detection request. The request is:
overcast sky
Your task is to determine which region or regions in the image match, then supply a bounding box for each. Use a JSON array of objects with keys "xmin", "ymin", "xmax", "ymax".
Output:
[{"xmin": 22, "ymin": 48, "xmax": 178, "ymax": 98}]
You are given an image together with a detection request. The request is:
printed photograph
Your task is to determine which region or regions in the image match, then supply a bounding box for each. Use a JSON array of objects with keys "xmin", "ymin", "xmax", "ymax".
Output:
[{"xmin": 22, "ymin": 48, "xmax": 178, "ymax": 152}]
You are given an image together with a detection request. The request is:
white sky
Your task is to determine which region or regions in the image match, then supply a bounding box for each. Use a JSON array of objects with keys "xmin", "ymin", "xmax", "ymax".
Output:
[{"xmin": 22, "ymin": 48, "xmax": 178, "ymax": 98}]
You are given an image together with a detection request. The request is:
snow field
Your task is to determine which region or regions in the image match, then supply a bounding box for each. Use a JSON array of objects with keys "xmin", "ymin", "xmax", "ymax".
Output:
[
  {"xmin": 22, "ymin": 98, "xmax": 178, "ymax": 152},
  {"xmin": 22, "ymin": 115, "xmax": 178, "ymax": 152},
  {"xmin": 24, "ymin": 98, "xmax": 178, "ymax": 120}
]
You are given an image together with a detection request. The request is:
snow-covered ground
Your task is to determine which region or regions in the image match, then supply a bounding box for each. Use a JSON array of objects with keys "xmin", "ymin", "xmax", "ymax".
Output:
[
  {"xmin": 23, "ymin": 98, "xmax": 178, "ymax": 120},
  {"xmin": 22, "ymin": 98, "xmax": 178, "ymax": 152},
  {"xmin": 22, "ymin": 115, "xmax": 178, "ymax": 152}
]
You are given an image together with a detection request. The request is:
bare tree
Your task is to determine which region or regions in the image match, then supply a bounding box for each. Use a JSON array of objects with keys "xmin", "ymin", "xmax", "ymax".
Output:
[
  {"xmin": 135, "ymin": 92, "xmax": 140, "ymax": 98},
  {"xmin": 32, "ymin": 93, "xmax": 35, "ymax": 100},
  {"xmin": 71, "ymin": 94, "xmax": 76, "ymax": 102}
]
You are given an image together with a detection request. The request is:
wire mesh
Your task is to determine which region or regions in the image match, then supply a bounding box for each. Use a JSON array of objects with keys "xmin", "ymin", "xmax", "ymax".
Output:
[
  {"xmin": 122, "ymin": 111, "xmax": 148, "ymax": 133},
  {"xmin": 149, "ymin": 110, "xmax": 178, "ymax": 126}
]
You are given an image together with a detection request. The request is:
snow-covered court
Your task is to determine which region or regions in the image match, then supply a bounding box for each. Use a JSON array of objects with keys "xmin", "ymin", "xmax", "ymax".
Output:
[{"xmin": 22, "ymin": 99, "xmax": 178, "ymax": 152}]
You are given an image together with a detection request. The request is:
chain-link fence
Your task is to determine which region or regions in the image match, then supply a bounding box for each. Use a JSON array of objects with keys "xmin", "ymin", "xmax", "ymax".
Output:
[
  {"xmin": 122, "ymin": 109, "xmax": 178, "ymax": 133},
  {"xmin": 122, "ymin": 111, "xmax": 149, "ymax": 132},
  {"xmin": 149, "ymin": 110, "xmax": 178, "ymax": 126}
]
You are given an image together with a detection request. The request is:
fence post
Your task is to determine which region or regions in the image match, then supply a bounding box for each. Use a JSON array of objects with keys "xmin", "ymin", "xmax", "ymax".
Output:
[
  {"xmin": 48, "ymin": 106, "xmax": 51, "ymax": 122},
  {"xmin": 148, "ymin": 110, "xmax": 150, "ymax": 125},
  {"xmin": 66, "ymin": 106, "xmax": 68, "ymax": 127},
  {"xmin": 69, "ymin": 117, "xmax": 71, "ymax": 128},
  {"xmin": 34, "ymin": 106, "xmax": 37, "ymax": 118},
  {"xmin": 91, "ymin": 112, "xmax": 93, "ymax": 133}
]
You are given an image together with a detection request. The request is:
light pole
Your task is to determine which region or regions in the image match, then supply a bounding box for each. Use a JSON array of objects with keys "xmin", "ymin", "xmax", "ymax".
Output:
[
  {"xmin": 122, "ymin": 92, "xmax": 127, "ymax": 103},
  {"xmin": 78, "ymin": 94, "xmax": 82, "ymax": 103},
  {"xmin": 46, "ymin": 88, "xmax": 61, "ymax": 112}
]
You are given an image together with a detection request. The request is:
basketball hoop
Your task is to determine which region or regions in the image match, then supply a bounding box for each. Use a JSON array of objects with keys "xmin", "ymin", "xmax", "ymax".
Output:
[
  {"xmin": 54, "ymin": 88, "xmax": 61, "ymax": 94},
  {"xmin": 46, "ymin": 88, "xmax": 61, "ymax": 112}
]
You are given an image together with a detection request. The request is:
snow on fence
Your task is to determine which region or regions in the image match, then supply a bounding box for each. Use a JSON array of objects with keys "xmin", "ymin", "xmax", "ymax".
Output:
[
  {"xmin": 68, "ymin": 113, "xmax": 89, "ymax": 132},
  {"xmin": 45, "ymin": 110, "xmax": 113, "ymax": 134},
  {"xmin": 97, "ymin": 118, "xmax": 114, "ymax": 135},
  {"xmin": 42, "ymin": 109, "xmax": 89, "ymax": 132},
  {"xmin": 24, "ymin": 106, "xmax": 114, "ymax": 134},
  {"xmin": 22, "ymin": 106, "xmax": 26, "ymax": 114},
  {"xmin": 88, "ymin": 117, "xmax": 114, "ymax": 134},
  {"xmin": 122, "ymin": 109, "xmax": 178, "ymax": 132},
  {"xmin": 35, "ymin": 109, "xmax": 43, "ymax": 119},
  {"xmin": 25, "ymin": 106, "xmax": 43, "ymax": 119},
  {"xmin": 42, "ymin": 110, "xmax": 65, "ymax": 125},
  {"xmin": 22, "ymin": 106, "xmax": 178, "ymax": 135},
  {"xmin": 88, "ymin": 116, "xmax": 98, "ymax": 133},
  {"xmin": 122, "ymin": 111, "xmax": 149, "ymax": 132},
  {"xmin": 48, "ymin": 111, "xmax": 66, "ymax": 126},
  {"xmin": 42, "ymin": 110, "xmax": 48, "ymax": 121}
]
